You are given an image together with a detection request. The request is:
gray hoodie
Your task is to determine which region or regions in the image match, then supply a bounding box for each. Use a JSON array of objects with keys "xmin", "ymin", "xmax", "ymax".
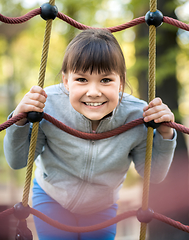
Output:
[{"xmin": 4, "ymin": 84, "xmax": 176, "ymax": 215}]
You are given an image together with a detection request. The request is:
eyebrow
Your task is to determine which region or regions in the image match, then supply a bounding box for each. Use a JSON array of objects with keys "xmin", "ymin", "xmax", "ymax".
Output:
[{"xmin": 75, "ymin": 72, "xmax": 116, "ymax": 77}]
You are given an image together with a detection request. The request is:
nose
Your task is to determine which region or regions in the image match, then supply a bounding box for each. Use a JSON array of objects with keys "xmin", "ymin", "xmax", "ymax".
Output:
[{"xmin": 86, "ymin": 83, "xmax": 102, "ymax": 98}]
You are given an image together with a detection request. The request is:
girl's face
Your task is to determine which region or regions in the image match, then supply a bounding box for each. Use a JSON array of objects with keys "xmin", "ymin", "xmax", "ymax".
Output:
[{"xmin": 63, "ymin": 71, "xmax": 122, "ymax": 130}]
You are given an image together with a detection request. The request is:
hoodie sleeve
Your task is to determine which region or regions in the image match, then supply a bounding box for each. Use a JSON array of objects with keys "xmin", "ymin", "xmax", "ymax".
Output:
[
  {"xmin": 3, "ymin": 114, "xmax": 46, "ymax": 170},
  {"xmin": 131, "ymin": 127, "xmax": 177, "ymax": 183}
]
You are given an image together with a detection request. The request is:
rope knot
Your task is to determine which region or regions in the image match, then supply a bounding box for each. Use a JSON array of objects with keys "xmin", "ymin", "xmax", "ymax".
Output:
[
  {"xmin": 14, "ymin": 202, "xmax": 30, "ymax": 220},
  {"xmin": 40, "ymin": 3, "xmax": 58, "ymax": 20},
  {"xmin": 137, "ymin": 207, "xmax": 154, "ymax": 223},
  {"xmin": 145, "ymin": 10, "xmax": 163, "ymax": 27},
  {"xmin": 27, "ymin": 111, "xmax": 44, "ymax": 123}
]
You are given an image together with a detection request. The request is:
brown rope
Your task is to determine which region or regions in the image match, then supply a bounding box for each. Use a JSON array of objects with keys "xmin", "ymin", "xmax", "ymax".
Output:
[
  {"xmin": 150, "ymin": 0, "xmax": 157, "ymax": 12},
  {"xmin": 22, "ymin": 122, "xmax": 40, "ymax": 206},
  {"xmin": 139, "ymin": 0, "xmax": 157, "ymax": 239},
  {"xmin": 21, "ymin": 0, "xmax": 55, "ymax": 207}
]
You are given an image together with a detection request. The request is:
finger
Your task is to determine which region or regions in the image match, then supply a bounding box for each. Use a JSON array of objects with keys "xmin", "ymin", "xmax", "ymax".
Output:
[
  {"xmin": 148, "ymin": 97, "xmax": 162, "ymax": 108},
  {"xmin": 143, "ymin": 105, "xmax": 149, "ymax": 111},
  {"xmin": 144, "ymin": 110, "xmax": 174, "ymax": 123},
  {"xmin": 29, "ymin": 98, "xmax": 46, "ymax": 109},
  {"xmin": 143, "ymin": 104, "xmax": 164, "ymax": 117},
  {"xmin": 143, "ymin": 110, "xmax": 162, "ymax": 123},
  {"xmin": 26, "ymin": 92, "xmax": 47, "ymax": 104},
  {"xmin": 143, "ymin": 98, "xmax": 163, "ymax": 113},
  {"xmin": 29, "ymin": 86, "xmax": 47, "ymax": 98},
  {"xmin": 21, "ymin": 101, "xmax": 45, "ymax": 113}
]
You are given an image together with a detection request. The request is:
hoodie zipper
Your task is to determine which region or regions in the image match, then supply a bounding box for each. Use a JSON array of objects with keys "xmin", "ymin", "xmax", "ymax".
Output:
[{"xmin": 67, "ymin": 140, "xmax": 95, "ymax": 211}]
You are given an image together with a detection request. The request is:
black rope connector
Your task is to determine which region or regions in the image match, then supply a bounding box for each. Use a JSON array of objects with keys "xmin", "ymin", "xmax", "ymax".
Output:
[
  {"xmin": 145, "ymin": 10, "xmax": 163, "ymax": 27},
  {"xmin": 137, "ymin": 207, "xmax": 154, "ymax": 223},
  {"xmin": 27, "ymin": 111, "xmax": 44, "ymax": 123},
  {"xmin": 40, "ymin": 3, "xmax": 58, "ymax": 20},
  {"xmin": 144, "ymin": 120, "xmax": 161, "ymax": 129},
  {"xmin": 14, "ymin": 202, "xmax": 30, "ymax": 220},
  {"xmin": 15, "ymin": 220, "xmax": 33, "ymax": 240}
]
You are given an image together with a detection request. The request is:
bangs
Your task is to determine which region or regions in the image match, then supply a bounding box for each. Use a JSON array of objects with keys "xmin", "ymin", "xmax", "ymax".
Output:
[
  {"xmin": 66, "ymin": 40, "xmax": 122, "ymax": 75},
  {"xmin": 62, "ymin": 29, "xmax": 126, "ymax": 77}
]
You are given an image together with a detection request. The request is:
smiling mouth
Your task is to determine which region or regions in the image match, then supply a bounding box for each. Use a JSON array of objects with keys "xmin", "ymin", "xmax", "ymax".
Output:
[{"xmin": 84, "ymin": 102, "xmax": 106, "ymax": 107}]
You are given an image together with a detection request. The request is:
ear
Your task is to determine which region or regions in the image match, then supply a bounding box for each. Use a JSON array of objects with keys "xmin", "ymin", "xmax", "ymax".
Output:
[{"xmin": 62, "ymin": 72, "xmax": 69, "ymax": 91}]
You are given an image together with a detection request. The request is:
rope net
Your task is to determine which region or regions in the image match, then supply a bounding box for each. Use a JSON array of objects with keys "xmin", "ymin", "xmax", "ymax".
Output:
[{"xmin": 1, "ymin": 0, "xmax": 189, "ymax": 239}]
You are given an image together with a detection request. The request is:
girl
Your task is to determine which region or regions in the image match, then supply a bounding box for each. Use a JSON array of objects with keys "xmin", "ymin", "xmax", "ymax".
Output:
[{"xmin": 4, "ymin": 29, "xmax": 176, "ymax": 240}]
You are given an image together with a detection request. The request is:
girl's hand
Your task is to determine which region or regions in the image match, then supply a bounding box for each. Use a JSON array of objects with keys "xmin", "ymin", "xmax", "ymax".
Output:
[
  {"xmin": 143, "ymin": 97, "xmax": 174, "ymax": 139},
  {"xmin": 13, "ymin": 86, "xmax": 47, "ymax": 126}
]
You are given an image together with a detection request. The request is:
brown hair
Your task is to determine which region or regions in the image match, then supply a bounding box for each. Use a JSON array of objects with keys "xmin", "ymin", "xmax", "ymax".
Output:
[{"xmin": 61, "ymin": 28, "xmax": 127, "ymax": 96}]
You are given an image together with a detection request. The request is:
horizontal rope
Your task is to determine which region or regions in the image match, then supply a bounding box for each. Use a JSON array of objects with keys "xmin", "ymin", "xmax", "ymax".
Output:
[
  {"xmin": 1, "ymin": 207, "xmax": 189, "ymax": 235},
  {"xmin": 162, "ymin": 121, "xmax": 189, "ymax": 134},
  {"xmin": 0, "ymin": 207, "xmax": 14, "ymax": 219},
  {"xmin": 163, "ymin": 16, "xmax": 189, "ymax": 31},
  {"xmin": 1, "ymin": 113, "xmax": 189, "ymax": 139},
  {"xmin": 57, "ymin": 12, "xmax": 145, "ymax": 32},
  {"xmin": 154, "ymin": 212, "xmax": 189, "ymax": 233},
  {"xmin": 0, "ymin": 8, "xmax": 41, "ymax": 24},
  {"xmin": 30, "ymin": 208, "xmax": 136, "ymax": 232},
  {"xmin": 1, "ymin": 9, "xmax": 189, "ymax": 34},
  {"xmin": 43, "ymin": 113, "xmax": 189, "ymax": 139},
  {"xmin": 43, "ymin": 113, "xmax": 144, "ymax": 140},
  {"xmin": 0, "ymin": 113, "xmax": 27, "ymax": 131}
]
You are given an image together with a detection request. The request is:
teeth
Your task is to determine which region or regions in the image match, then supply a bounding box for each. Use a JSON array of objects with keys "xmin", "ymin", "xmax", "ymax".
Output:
[{"xmin": 85, "ymin": 102, "xmax": 103, "ymax": 106}]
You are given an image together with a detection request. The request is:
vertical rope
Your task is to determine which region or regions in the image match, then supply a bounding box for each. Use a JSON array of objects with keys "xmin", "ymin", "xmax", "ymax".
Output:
[
  {"xmin": 150, "ymin": 0, "xmax": 157, "ymax": 12},
  {"xmin": 22, "ymin": 0, "xmax": 55, "ymax": 207},
  {"xmin": 139, "ymin": 0, "xmax": 157, "ymax": 239}
]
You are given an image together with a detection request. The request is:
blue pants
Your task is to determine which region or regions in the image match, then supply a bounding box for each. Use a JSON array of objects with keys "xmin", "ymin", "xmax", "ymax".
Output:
[{"xmin": 32, "ymin": 179, "xmax": 118, "ymax": 240}]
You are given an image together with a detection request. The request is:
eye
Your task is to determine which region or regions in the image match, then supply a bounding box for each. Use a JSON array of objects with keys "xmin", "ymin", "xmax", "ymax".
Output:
[
  {"xmin": 101, "ymin": 78, "xmax": 112, "ymax": 83},
  {"xmin": 76, "ymin": 78, "xmax": 87, "ymax": 82}
]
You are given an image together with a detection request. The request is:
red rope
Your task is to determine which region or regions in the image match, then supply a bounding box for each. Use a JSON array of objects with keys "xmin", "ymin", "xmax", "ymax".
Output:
[
  {"xmin": 162, "ymin": 121, "xmax": 189, "ymax": 134},
  {"xmin": 57, "ymin": 12, "xmax": 145, "ymax": 32},
  {"xmin": 1, "ymin": 206, "xmax": 189, "ymax": 235},
  {"xmin": 163, "ymin": 16, "xmax": 189, "ymax": 31},
  {"xmin": 43, "ymin": 113, "xmax": 144, "ymax": 140},
  {"xmin": 1, "ymin": 112, "xmax": 189, "ymax": 139},
  {"xmin": 0, "ymin": 207, "xmax": 14, "ymax": 219},
  {"xmin": 0, "ymin": 8, "xmax": 41, "ymax": 24},
  {"xmin": 0, "ymin": 9, "xmax": 145, "ymax": 31},
  {"xmin": 30, "ymin": 207, "xmax": 136, "ymax": 232},
  {"xmin": 154, "ymin": 212, "xmax": 189, "ymax": 233},
  {"xmin": 44, "ymin": 113, "xmax": 189, "ymax": 139},
  {"xmin": 0, "ymin": 113, "xmax": 27, "ymax": 131},
  {"xmin": 107, "ymin": 17, "xmax": 145, "ymax": 32},
  {"xmin": 1, "ymin": 9, "xmax": 189, "ymax": 34}
]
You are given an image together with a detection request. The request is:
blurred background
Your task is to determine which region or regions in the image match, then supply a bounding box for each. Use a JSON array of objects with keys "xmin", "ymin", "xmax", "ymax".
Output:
[{"xmin": 0, "ymin": 0, "xmax": 189, "ymax": 239}]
